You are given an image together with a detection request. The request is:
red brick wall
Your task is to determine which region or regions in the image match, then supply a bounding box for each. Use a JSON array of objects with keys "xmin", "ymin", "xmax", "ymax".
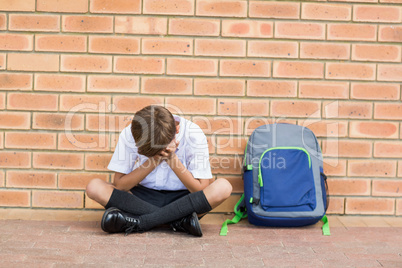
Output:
[{"xmin": 0, "ymin": 0, "xmax": 401, "ymax": 216}]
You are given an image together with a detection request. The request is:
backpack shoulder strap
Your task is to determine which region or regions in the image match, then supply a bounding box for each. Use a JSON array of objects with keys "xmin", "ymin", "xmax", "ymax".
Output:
[{"xmin": 220, "ymin": 194, "xmax": 247, "ymax": 236}]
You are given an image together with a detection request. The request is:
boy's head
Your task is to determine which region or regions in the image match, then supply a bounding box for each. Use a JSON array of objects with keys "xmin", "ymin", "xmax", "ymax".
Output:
[{"xmin": 131, "ymin": 105, "xmax": 176, "ymax": 157}]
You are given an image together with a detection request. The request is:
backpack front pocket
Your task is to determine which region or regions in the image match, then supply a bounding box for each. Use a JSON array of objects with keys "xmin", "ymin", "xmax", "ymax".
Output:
[{"xmin": 258, "ymin": 147, "xmax": 316, "ymax": 212}]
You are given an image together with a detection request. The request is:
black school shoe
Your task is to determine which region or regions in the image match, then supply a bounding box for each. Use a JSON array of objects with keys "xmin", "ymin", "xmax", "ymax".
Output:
[
  {"xmin": 170, "ymin": 212, "xmax": 203, "ymax": 237},
  {"xmin": 101, "ymin": 207, "xmax": 142, "ymax": 235}
]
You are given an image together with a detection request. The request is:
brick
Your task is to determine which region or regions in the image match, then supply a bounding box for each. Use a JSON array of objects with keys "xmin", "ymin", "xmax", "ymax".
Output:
[
  {"xmin": 115, "ymin": 17, "xmax": 167, "ymax": 35},
  {"xmin": 299, "ymin": 81, "xmax": 349, "ymax": 99},
  {"xmin": 192, "ymin": 116, "xmax": 242, "ymax": 135},
  {"xmin": 142, "ymin": 77, "xmax": 192, "ymax": 95},
  {"xmin": 62, "ymin": 15, "xmax": 113, "ymax": 33},
  {"xmin": 328, "ymin": 24, "xmax": 377, "ymax": 41},
  {"xmin": 144, "ymin": 0, "xmax": 194, "ymax": 15},
  {"xmin": 399, "ymin": 160, "xmax": 402, "ymax": 177},
  {"xmin": 88, "ymin": 75, "xmax": 139, "ymax": 93},
  {"xmin": 348, "ymin": 160, "xmax": 396, "ymax": 177},
  {"xmin": 329, "ymin": 0, "xmax": 377, "ymax": 2},
  {"xmin": 85, "ymin": 153, "xmax": 112, "ymax": 171},
  {"xmin": 61, "ymin": 55, "xmax": 112, "ymax": 73},
  {"xmin": 37, "ymin": 0, "xmax": 88, "ymax": 13},
  {"xmin": 326, "ymin": 197, "xmax": 345, "ymax": 214},
  {"xmin": 302, "ymin": 3, "xmax": 351, "ymax": 21},
  {"xmin": 166, "ymin": 97, "xmax": 216, "ymax": 115},
  {"xmin": 345, "ymin": 198, "xmax": 394, "ymax": 215},
  {"xmin": 5, "ymin": 132, "xmax": 56, "ymax": 150},
  {"xmin": 60, "ymin": 94, "xmax": 111, "ymax": 112},
  {"xmin": 59, "ymin": 172, "xmax": 108, "ymax": 190},
  {"xmin": 86, "ymin": 114, "xmax": 132, "ymax": 132},
  {"xmin": 273, "ymin": 61, "xmax": 324, "ymax": 79},
  {"xmin": 32, "ymin": 191, "xmax": 83, "ymax": 209},
  {"xmin": 275, "ymin": 22, "xmax": 325, "ymax": 40},
  {"xmin": 114, "ymin": 57, "xmax": 164, "ymax": 74},
  {"xmin": 323, "ymin": 159, "xmax": 346, "ymax": 176},
  {"xmin": 247, "ymin": 80, "xmax": 297, "ymax": 98},
  {"xmin": 373, "ymin": 180, "xmax": 402, "ymax": 197},
  {"xmin": 195, "ymin": 39, "xmax": 246, "ymax": 57},
  {"xmin": 222, "ymin": 20, "xmax": 273, "ymax": 38},
  {"xmin": 167, "ymin": 58, "xmax": 218, "ymax": 76},
  {"xmin": 354, "ymin": 5, "xmax": 401, "ymax": 23},
  {"xmin": 381, "ymin": 0, "xmax": 402, "ymax": 2},
  {"xmin": 35, "ymin": 74, "xmax": 85, "ymax": 92},
  {"xmin": 217, "ymin": 137, "xmax": 247, "ymax": 155},
  {"xmin": 248, "ymin": 41, "xmax": 298, "ymax": 58},
  {"xmin": 169, "ymin": 18, "xmax": 219, "ymax": 36},
  {"xmin": 113, "ymin": 96, "xmax": 163, "ymax": 113},
  {"xmin": 374, "ymin": 141, "xmax": 402, "ymax": 158},
  {"xmin": 210, "ymin": 156, "xmax": 242, "ymax": 175},
  {"xmin": 249, "ymin": 1, "xmax": 300, "ymax": 19},
  {"xmin": 350, "ymin": 121, "xmax": 399, "ymax": 139},
  {"xmin": 323, "ymin": 101, "xmax": 372, "ymax": 119},
  {"xmin": 0, "ymin": 190, "xmax": 30, "ymax": 207},
  {"xmin": 220, "ymin": 176, "xmax": 243, "ymax": 193},
  {"xmin": 378, "ymin": 64, "xmax": 402, "ymax": 82},
  {"xmin": 246, "ymin": 118, "xmax": 297, "ymax": 135},
  {"xmin": 33, "ymin": 152, "xmax": 84, "ymax": 170},
  {"xmin": 352, "ymin": 44, "xmax": 401, "ymax": 62},
  {"xmin": 196, "ymin": 0, "xmax": 247, "ymax": 17},
  {"xmin": 89, "ymin": 36, "xmax": 139, "ymax": 55},
  {"xmin": 9, "ymin": 14, "xmax": 60, "ymax": 32},
  {"xmin": 0, "ymin": 34, "xmax": 33, "ymax": 51},
  {"xmin": 351, "ymin": 83, "xmax": 400, "ymax": 100},
  {"xmin": 322, "ymin": 140, "xmax": 372, "ymax": 158},
  {"xmin": 0, "ymin": 170, "xmax": 3, "ymax": 186},
  {"xmin": 143, "ymin": 38, "xmax": 192, "ymax": 56},
  {"xmin": 374, "ymin": 103, "xmax": 402, "ymax": 120},
  {"xmin": 194, "ymin": 79, "xmax": 244, "ymax": 96},
  {"xmin": 7, "ymin": 93, "xmax": 58, "ymax": 111},
  {"xmin": 328, "ymin": 179, "xmax": 371, "ymax": 196},
  {"xmin": 220, "ymin": 60, "xmax": 270, "ymax": 77},
  {"xmin": 8, "ymin": 53, "xmax": 59, "ymax": 72},
  {"xmin": 90, "ymin": 0, "xmax": 140, "ymax": 14},
  {"xmin": 326, "ymin": 63, "xmax": 376, "ymax": 80},
  {"xmin": 271, "ymin": 100, "xmax": 321, "ymax": 118},
  {"xmin": 300, "ymin": 42, "xmax": 350, "ymax": 60},
  {"xmin": 6, "ymin": 171, "xmax": 57, "ymax": 188},
  {"xmin": 218, "ymin": 98, "xmax": 269, "ymax": 116},
  {"xmin": 58, "ymin": 133, "xmax": 109, "ymax": 151},
  {"xmin": 0, "ymin": 14, "xmax": 5, "ymax": 30},
  {"xmin": 398, "ymin": 199, "xmax": 402, "ymax": 216},
  {"xmin": 36, "ymin": 35, "xmax": 87, "ymax": 53},
  {"xmin": 33, "ymin": 112, "xmax": 84, "ymax": 131},
  {"xmin": 0, "ymin": 53, "xmax": 4, "ymax": 70},
  {"xmin": 0, "ymin": 92, "xmax": 4, "ymax": 108},
  {"xmin": 0, "ymin": 0, "xmax": 35, "ymax": 11},
  {"xmin": 0, "ymin": 73, "xmax": 32, "ymax": 90},
  {"xmin": 0, "ymin": 151, "xmax": 31, "ymax": 168},
  {"xmin": 0, "ymin": 112, "xmax": 30, "ymax": 129},
  {"xmin": 379, "ymin": 25, "xmax": 402, "ymax": 42}
]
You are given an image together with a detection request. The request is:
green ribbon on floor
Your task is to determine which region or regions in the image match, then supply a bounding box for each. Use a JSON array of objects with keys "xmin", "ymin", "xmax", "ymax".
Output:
[
  {"xmin": 322, "ymin": 215, "xmax": 331, "ymax": 236},
  {"xmin": 220, "ymin": 194, "xmax": 247, "ymax": 236}
]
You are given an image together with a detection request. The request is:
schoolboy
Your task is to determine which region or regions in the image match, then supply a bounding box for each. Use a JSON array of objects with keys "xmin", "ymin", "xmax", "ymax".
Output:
[{"xmin": 86, "ymin": 105, "xmax": 232, "ymax": 236}]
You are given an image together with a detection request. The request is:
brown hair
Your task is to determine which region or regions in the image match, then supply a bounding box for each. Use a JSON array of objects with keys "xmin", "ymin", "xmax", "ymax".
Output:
[{"xmin": 131, "ymin": 105, "xmax": 176, "ymax": 157}]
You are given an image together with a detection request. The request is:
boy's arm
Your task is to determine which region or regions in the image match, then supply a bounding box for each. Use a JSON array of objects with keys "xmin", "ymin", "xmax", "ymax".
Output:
[
  {"xmin": 162, "ymin": 140, "xmax": 210, "ymax": 192},
  {"xmin": 112, "ymin": 156, "xmax": 163, "ymax": 191},
  {"xmin": 167, "ymin": 155, "xmax": 210, "ymax": 192}
]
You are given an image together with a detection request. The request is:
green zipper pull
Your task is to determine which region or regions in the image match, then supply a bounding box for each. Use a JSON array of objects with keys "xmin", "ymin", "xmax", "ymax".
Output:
[{"xmin": 258, "ymin": 174, "xmax": 263, "ymax": 187}]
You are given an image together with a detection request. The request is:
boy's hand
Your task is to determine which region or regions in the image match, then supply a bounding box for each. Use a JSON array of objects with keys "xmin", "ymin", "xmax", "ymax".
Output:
[{"xmin": 159, "ymin": 139, "xmax": 179, "ymax": 160}]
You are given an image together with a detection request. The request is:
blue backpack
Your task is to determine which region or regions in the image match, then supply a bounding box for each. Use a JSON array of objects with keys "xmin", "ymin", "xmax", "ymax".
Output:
[{"xmin": 221, "ymin": 124, "xmax": 330, "ymax": 236}]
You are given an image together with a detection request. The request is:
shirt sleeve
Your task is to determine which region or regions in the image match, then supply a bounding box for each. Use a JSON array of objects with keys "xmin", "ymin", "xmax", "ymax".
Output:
[
  {"xmin": 185, "ymin": 127, "xmax": 213, "ymax": 180},
  {"xmin": 107, "ymin": 126, "xmax": 138, "ymax": 174}
]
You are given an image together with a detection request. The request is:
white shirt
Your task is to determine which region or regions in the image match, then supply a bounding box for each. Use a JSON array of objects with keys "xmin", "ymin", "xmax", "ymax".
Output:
[{"xmin": 107, "ymin": 115, "xmax": 213, "ymax": 190}]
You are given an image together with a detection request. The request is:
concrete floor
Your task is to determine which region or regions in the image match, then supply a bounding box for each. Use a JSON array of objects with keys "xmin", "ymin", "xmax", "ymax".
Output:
[{"xmin": 0, "ymin": 210, "xmax": 401, "ymax": 267}]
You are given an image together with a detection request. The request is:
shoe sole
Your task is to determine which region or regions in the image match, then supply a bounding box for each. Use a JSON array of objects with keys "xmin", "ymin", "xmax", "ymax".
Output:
[
  {"xmin": 101, "ymin": 207, "xmax": 120, "ymax": 233},
  {"xmin": 191, "ymin": 212, "xmax": 203, "ymax": 237}
]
